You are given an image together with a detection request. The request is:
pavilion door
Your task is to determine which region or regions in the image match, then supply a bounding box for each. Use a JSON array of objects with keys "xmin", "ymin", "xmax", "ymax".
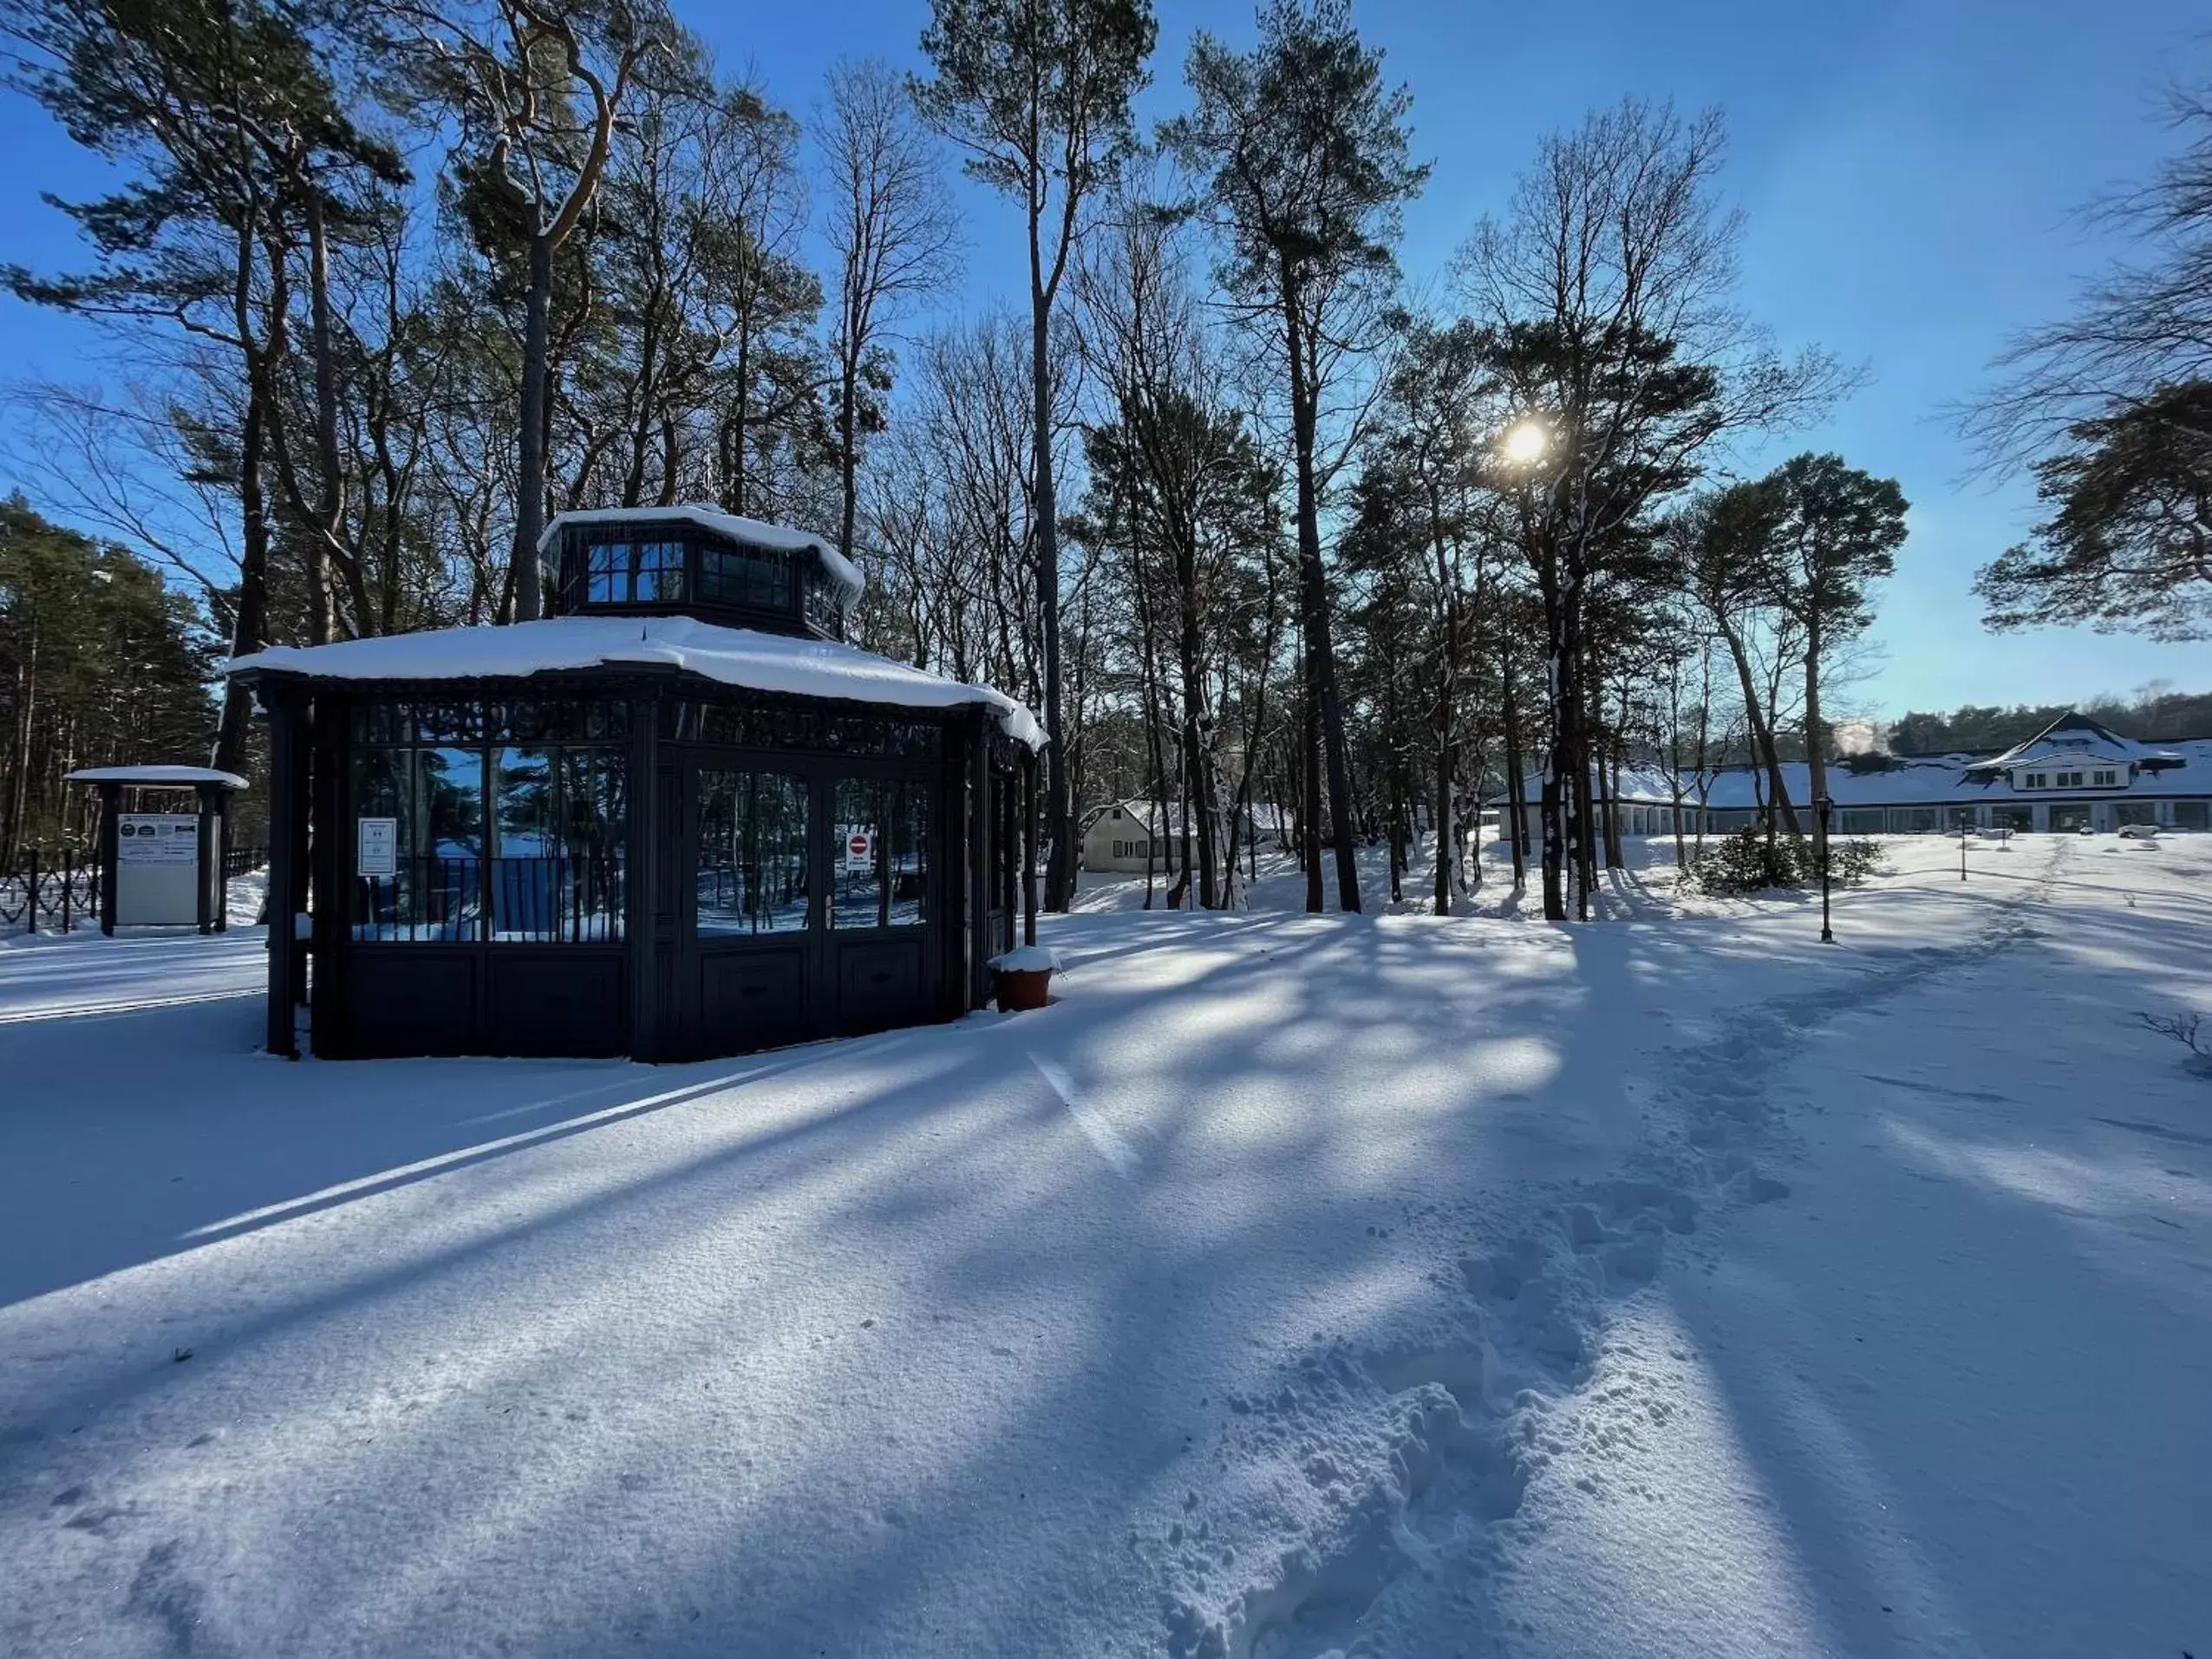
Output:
[
  {"xmin": 818, "ymin": 768, "xmax": 936, "ymax": 1036},
  {"xmin": 681, "ymin": 755, "xmax": 939, "ymax": 1056},
  {"xmin": 685, "ymin": 760, "xmax": 820, "ymax": 1055}
]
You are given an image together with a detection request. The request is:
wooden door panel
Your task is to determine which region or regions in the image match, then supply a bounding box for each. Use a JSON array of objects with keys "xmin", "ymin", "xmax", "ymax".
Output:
[{"xmin": 699, "ymin": 944, "xmax": 808, "ymax": 1053}]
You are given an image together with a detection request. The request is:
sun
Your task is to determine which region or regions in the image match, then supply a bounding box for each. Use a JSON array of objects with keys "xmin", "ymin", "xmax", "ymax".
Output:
[{"xmin": 1502, "ymin": 420, "xmax": 1549, "ymax": 464}]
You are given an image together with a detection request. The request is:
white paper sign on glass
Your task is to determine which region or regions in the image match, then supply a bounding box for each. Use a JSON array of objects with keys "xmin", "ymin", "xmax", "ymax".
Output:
[{"xmin": 356, "ymin": 817, "xmax": 398, "ymax": 878}]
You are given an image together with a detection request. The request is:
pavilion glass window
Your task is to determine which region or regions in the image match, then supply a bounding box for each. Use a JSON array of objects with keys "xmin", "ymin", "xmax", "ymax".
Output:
[
  {"xmin": 803, "ymin": 575, "xmax": 845, "ymax": 637},
  {"xmin": 830, "ymin": 777, "xmax": 929, "ymax": 929},
  {"xmin": 350, "ymin": 699, "xmax": 627, "ymax": 943},
  {"xmin": 698, "ymin": 545, "xmax": 793, "ymax": 611},
  {"xmin": 584, "ymin": 538, "xmax": 687, "ymax": 605},
  {"xmin": 695, "ymin": 770, "xmax": 811, "ymax": 936}
]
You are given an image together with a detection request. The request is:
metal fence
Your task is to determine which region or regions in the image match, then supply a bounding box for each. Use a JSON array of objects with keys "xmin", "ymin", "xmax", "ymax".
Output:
[
  {"xmin": 0, "ymin": 845, "xmax": 268, "ymax": 935},
  {"xmin": 353, "ymin": 854, "xmax": 625, "ymax": 944},
  {"xmin": 224, "ymin": 845, "xmax": 270, "ymax": 882}
]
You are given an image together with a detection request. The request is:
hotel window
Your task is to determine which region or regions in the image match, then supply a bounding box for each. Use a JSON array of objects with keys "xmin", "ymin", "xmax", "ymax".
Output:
[
  {"xmin": 2022, "ymin": 772, "xmax": 2046, "ymax": 789},
  {"xmin": 2092, "ymin": 768, "xmax": 2117, "ymax": 787}
]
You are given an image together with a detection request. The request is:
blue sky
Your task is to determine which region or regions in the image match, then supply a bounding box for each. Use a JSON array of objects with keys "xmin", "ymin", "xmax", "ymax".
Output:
[{"xmin": 3, "ymin": 0, "xmax": 2208, "ymax": 717}]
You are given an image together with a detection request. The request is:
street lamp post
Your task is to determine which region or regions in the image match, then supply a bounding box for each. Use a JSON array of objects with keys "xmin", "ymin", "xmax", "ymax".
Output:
[
  {"xmin": 1961, "ymin": 813, "xmax": 1969, "ymax": 881},
  {"xmin": 1816, "ymin": 793, "xmax": 1835, "ymax": 944}
]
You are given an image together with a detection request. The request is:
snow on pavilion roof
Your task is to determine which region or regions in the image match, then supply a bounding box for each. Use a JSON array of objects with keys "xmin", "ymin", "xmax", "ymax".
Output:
[
  {"xmin": 1961, "ymin": 711, "xmax": 2185, "ymax": 777},
  {"xmin": 226, "ymin": 614, "xmax": 1044, "ymax": 750},
  {"xmin": 66, "ymin": 765, "xmax": 249, "ymax": 789},
  {"xmin": 535, "ymin": 505, "xmax": 867, "ymax": 604}
]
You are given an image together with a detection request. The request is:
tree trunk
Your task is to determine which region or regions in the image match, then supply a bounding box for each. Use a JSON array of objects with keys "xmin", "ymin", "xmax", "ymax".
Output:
[
  {"xmin": 1501, "ymin": 650, "xmax": 1529, "ymax": 889},
  {"xmin": 1426, "ymin": 483, "xmax": 1458, "ymax": 915},
  {"xmin": 1136, "ymin": 564, "xmax": 1171, "ymax": 912},
  {"xmin": 1281, "ymin": 273, "xmax": 1360, "ymax": 913},
  {"xmin": 213, "ymin": 381, "xmax": 272, "ymax": 776},
  {"xmin": 838, "ymin": 340, "xmax": 861, "ymax": 558},
  {"xmin": 1717, "ymin": 614, "xmax": 1801, "ymax": 837},
  {"xmin": 1029, "ymin": 268, "xmax": 1073, "ymax": 913},
  {"xmin": 4, "ymin": 630, "xmax": 36, "ymax": 869},
  {"xmin": 302, "ymin": 190, "xmax": 340, "ymax": 645},
  {"xmin": 511, "ymin": 228, "xmax": 553, "ymax": 624},
  {"xmin": 1176, "ymin": 544, "xmax": 1218, "ymax": 909},
  {"xmin": 1291, "ymin": 689, "xmax": 1309, "ymax": 898},
  {"xmin": 1804, "ymin": 614, "xmax": 1828, "ymax": 872}
]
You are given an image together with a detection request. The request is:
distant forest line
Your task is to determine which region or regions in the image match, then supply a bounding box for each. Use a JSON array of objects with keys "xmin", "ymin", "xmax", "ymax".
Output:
[{"xmin": 1883, "ymin": 688, "xmax": 2212, "ymax": 756}]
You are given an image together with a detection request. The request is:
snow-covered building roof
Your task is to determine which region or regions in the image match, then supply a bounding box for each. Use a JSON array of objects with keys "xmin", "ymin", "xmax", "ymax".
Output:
[
  {"xmin": 1084, "ymin": 799, "xmax": 1176, "ymax": 833},
  {"xmin": 66, "ymin": 765, "xmax": 249, "ymax": 789},
  {"xmin": 1489, "ymin": 721, "xmax": 2209, "ymax": 813},
  {"xmin": 538, "ymin": 506, "xmax": 866, "ymax": 605},
  {"xmin": 1961, "ymin": 710, "xmax": 2185, "ymax": 778},
  {"xmin": 1683, "ymin": 743, "xmax": 2209, "ymax": 808},
  {"xmin": 1492, "ymin": 766, "xmax": 1688, "ymax": 807},
  {"xmin": 227, "ymin": 614, "xmax": 1044, "ymax": 750}
]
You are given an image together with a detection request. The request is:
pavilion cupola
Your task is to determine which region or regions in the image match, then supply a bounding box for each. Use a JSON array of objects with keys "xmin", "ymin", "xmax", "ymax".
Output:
[{"xmin": 539, "ymin": 506, "xmax": 866, "ymax": 642}]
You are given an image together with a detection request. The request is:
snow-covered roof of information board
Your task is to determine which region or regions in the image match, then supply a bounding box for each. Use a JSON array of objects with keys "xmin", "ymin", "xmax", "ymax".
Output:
[
  {"xmin": 66, "ymin": 765, "xmax": 249, "ymax": 789},
  {"xmin": 1961, "ymin": 711, "xmax": 2186, "ymax": 777},
  {"xmin": 536, "ymin": 505, "xmax": 866, "ymax": 604},
  {"xmin": 226, "ymin": 615, "xmax": 1044, "ymax": 750}
]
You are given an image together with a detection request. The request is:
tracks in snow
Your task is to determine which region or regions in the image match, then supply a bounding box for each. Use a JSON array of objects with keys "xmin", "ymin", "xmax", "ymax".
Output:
[{"xmin": 1159, "ymin": 842, "xmax": 2065, "ymax": 1659}]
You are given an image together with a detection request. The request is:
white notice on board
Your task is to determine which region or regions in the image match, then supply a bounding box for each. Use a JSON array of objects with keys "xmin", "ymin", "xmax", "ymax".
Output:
[
  {"xmin": 356, "ymin": 817, "xmax": 398, "ymax": 878},
  {"xmin": 116, "ymin": 813, "xmax": 199, "ymax": 865}
]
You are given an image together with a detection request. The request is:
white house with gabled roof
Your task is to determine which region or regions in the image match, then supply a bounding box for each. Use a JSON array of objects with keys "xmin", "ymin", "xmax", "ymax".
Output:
[
  {"xmin": 1489, "ymin": 711, "xmax": 2208, "ymax": 841},
  {"xmin": 1080, "ymin": 800, "xmax": 1186, "ymax": 873}
]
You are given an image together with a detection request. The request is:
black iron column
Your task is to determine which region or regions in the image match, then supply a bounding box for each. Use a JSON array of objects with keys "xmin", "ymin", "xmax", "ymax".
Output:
[
  {"xmin": 264, "ymin": 684, "xmax": 303, "ymax": 1057},
  {"xmin": 1021, "ymin": 748, "xmax": 1038, "ymax": 949},
  {"xmin": 1816, "ymin": 793, "xmax": 1834, "ymax": 944},
  {"xmin": 95, "ymin": 781, "xmax": 120, "ymax": 937},
  {"xmin": 624, "ymin": 689, "xmax": 662, "ymax": 1061},
  {"xmin": 194, "ymin": 781, "xmax": 219, "ymax": 934}
]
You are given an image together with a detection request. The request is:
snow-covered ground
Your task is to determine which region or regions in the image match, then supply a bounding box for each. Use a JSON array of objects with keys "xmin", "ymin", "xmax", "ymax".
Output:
[{"xmin": 1, "ymin": 836, "xmax": 2205, "ymax": 1657}]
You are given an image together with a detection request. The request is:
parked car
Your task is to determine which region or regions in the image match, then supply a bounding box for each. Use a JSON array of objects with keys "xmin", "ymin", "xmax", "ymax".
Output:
[{"xmin": 2117, "ymin": 823, "xmax": 2160, "ymax": 840}]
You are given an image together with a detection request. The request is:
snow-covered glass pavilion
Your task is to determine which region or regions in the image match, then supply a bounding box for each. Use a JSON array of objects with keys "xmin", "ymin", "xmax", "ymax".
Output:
[{"xmin": 230, "ymin": 507, "xmax": 1041, "ymax": 1061}]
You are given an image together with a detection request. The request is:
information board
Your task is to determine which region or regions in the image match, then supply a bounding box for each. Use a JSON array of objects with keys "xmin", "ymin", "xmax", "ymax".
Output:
[{"xmin": 117, "ymin": 813, "xmax": 199, "ymax": 865}]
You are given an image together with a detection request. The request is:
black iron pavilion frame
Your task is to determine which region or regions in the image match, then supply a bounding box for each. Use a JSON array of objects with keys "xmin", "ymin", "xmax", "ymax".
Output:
[
  {"xmin": 240, "ymin": 513, "xmax": 1032, "ymax": 1062},
  {"xmin": 248, "ymin": 670, "xmax": 1030, "ymax": 1061}
]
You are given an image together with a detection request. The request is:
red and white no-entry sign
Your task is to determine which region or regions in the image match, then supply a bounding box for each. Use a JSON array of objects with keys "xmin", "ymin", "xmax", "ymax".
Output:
[{"xmin": 847, "ymin": 831, "xmax": 872, "ymax": 861}]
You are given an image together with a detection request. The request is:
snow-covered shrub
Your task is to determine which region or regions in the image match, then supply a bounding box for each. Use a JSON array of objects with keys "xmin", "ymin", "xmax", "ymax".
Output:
[{"xmin": 1687, "ymin": 827, "xmax": 1885, "ymax": 894}]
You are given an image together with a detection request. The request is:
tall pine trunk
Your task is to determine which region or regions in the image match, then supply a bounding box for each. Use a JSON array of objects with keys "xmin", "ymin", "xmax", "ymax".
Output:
[
  {"xmin": 1501, "ymin": 650, "xmax": 1529, "ymax": 889},
  {"xmin": 1281, "ymin": 270, "xmax": 1360, "ymax": 913},
  {"xmin": 1176, "ymin": 544, "xmax": 1218, "ymax": 908},
  {"xmin": 1803, "ymin": 614, "xmax": 1828, "ymax": 866},
  {"xmin": 213, "ymin": 382, "xmax": 271, "ymax": 776},
  {"xmin": 1030, "ymin": 260, "xmax": 1073, "ymax": 912},
  {"xmin": 1717, "ymin": 616, "xmax": 1801, "ymax": 838},
  {"xmin": 510, "ymin": 229, "xmax": 553, "ymax": 623}
]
